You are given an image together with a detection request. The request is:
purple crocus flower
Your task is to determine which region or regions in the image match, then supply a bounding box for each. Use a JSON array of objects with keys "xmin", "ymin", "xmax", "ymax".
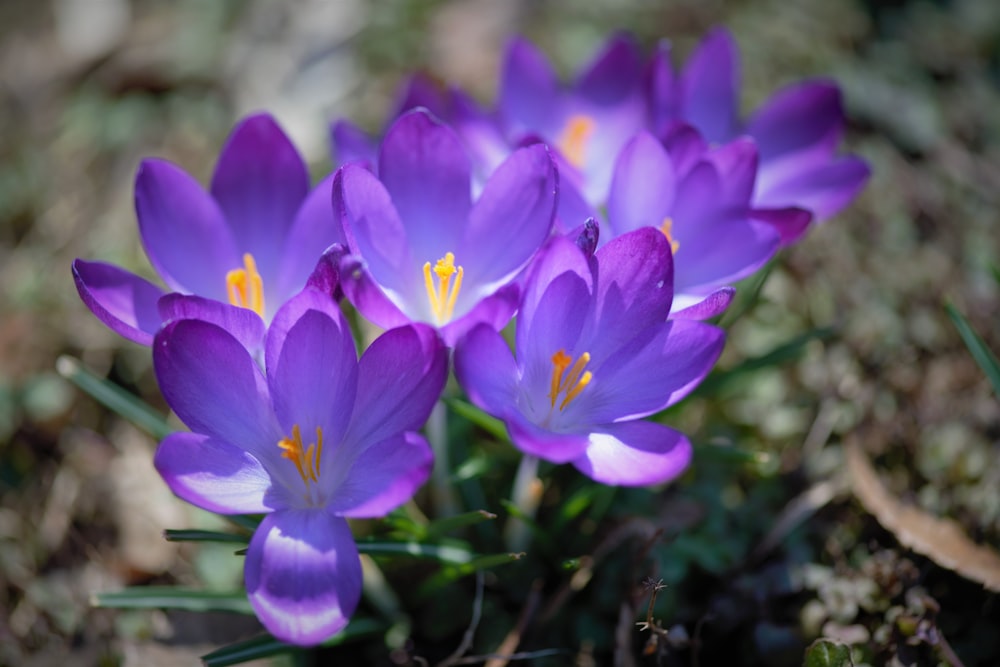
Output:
[
  {"xmin": 454, "ymin": 228, "xmax": 725, "ymax": 486},
  {"xmin": 73, "ymin": 113, "xmax": 343, "ymax": 346},
  {"xmin": 152, "ymin": 285, "xmax": 448, "ymax": 645},
  {"xmin": 334, "ymin": 108, "xmax": 558, "ymax": 346},
  {"xmin": 651, "ymin": 27, "xmax": 870, "ymax": 225}
]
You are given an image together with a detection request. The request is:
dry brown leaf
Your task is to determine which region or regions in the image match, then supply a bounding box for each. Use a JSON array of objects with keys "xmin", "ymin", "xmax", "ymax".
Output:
[{"xmin": 845, "ymin": 436, "xmax": 1000, "ymax": 592}]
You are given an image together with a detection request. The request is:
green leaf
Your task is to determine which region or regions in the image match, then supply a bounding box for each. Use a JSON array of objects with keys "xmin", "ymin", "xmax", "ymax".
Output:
[
  {"xmin": 163, "ymin": 529, "xmax": 249, "ymax": 544},
  {"xmin": 424, "ymin": 510, "xmax": 498, "ymax": 538},
  {"xmin": 718, "ymin": 260, "xmax": 775, "ymax": 328},
  {"xmin": 57, "ymin": 355, "xmax": 172, "ymax": 440},
  {"xmin": 93, "ymin": 587, "xmax": 254, "ymax": 614},
  {"xmin": 803, "ymin": 639, "xmax": 854, "ymax": 667},
  {"xmin": 695, "ymin": 326, "xmax": 836, "ymax": 397},
  {"xmin": 445, "ymin": 397, "xmax": 509, "ymax": 442},
  {"xmin": 356, "ymin": 540, "xmax": 476, "ymax": 564},
  {"xmin": 225, "ymin": 514, "xmax": 264, "ymax": 532},
  {"xmin": 946, "ymin": 302, "xmax": 1000, "ymax": 397},
  {"xmin": 417, "ymin": 551, "xmax": 525, "ymax": 597},
  {"xmin": 201, "ymin": 618, "xmax": 385, "ymax": 666}
]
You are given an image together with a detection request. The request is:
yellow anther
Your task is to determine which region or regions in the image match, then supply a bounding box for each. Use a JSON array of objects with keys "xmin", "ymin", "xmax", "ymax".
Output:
[
  {"xmin": 277, "ymin": 424, "xmax": 324, "ymax": 485},
  {"xmin": 225, "ymin": 253, "xmax": 266, "ymax": 317},
  {"xmin": 557, "ymin": 114, "xmax": 596, "ymax": 169},
  {"xmin": 548, "ymin": 349, "xmax": 593, "ymax": 411},
  {"xmin": 422, "ymin": 252, "xmax": 464, "ymax": 325},
  {"xmin": 659, "ymin": 217, "xmax": 680, "ymax": 254}
]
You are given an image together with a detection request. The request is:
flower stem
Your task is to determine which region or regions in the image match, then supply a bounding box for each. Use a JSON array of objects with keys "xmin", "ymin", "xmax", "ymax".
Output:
[
  {"xmin": 428, "ymin": 399, "xmax": 458, "ymax": 516},
  {"xmin": 505, "ymin": 454, "xmax": 542, "ymax": 552}
]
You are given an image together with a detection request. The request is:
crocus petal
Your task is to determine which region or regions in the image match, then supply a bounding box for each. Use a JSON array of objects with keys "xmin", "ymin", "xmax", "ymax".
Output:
[
  {"xmin": 580, "ymin": 320, "xmax": 724, "ymax": 423},
  {"xmin": 745, "ymin": 80, "xmax": 844, "ymax": 161},
  {"xmin": 681, "ymin": 27, "xmax": 740, "ymax": 144},
  {"xmin": 245, "ymin": 510, "xmax": 361, "ymax": 646},
  {"xmin": 518, "ymin": 235, "xmax": 593, "ymax": 340},
  {"xmin": 705, "ymin": 138, "xmax": 758, "ymax": 206},
  {"xmin": 499, "ymin": 36, "xmax": 560, "ymax": 134},
  {"xmin": 507, "ymin": 416, "xmax": 591, "ymax": 464},
  {"xmin": 276, "ymin": 173, "xmax": 345, "ymax": 302},
  {"xmin": 439, "ymin": 283, "xmax": 520, "ymax": 348},
  {"xmin": 347, "ymin": 324, "xmax": 447, "ymax": 449},
  {"xmin": 573, "ymin": 421, "xmax": 691, "ymax": 486},
  {"xmin": 154, "ymin": 432, "xmax": 280, "ymax": 514},
  {"xmin": 462, "ymin": 144, "xmax": 557, "ymax": 288},
  {"xmin": 378, "ymin": 110, "xmax": 472, "ymax": 261},
  {"xmin": 72, "ymin": 259, "xmax": 165, "ymax": 345},
  {"xmin": 518, "ymin": 271, "xmax": 591, "ymax": 389},
  {"xmin": 392, "ymin": 72, "xmax": 450, "ymax": 118},
  {"xmin": 576, "ymin": 33, "xmax": 644, "ymax": 104},
  {"xmin": 757, "ymin": 155, "xmax": 871, "ymax": 221},
  {"xmin": 331, "ymin": 119, "xmax": 377, "ymax": 169},
  {"xmin": 454, "ymin": 323, "xmax": 520, "ymax": 418},
  {"xmin": 750, "ymin": 207, "xmax": 813, "ymax": 245},
  {"xmin": 327, "ymin": 431, "xmax": 433, "ymax": 518},
  {"xmin": 555, "ymin": 177, "xmax": 599, "ymax": 233},
  {"xmin": 154, "ymin": 319, "xmax": 278, "ymax": 463},
  {"xmin": 670, "ymin": 287, "xmax": 735, "ymax": 320},
  {"xmin": 157, "ymin": 293, "xmax": 266, "ymax": 355},
  {"xmin": 266, "ymin": 289, "xmax": 357, "ymax": 446},
  {"xmin": 337, "ymin": 254, "xmax": 412, "ymax": 331},
  {"xmin": 606, "ymin": 132, "xmax": 675, "ymax": 237},
  {"xmin": 648, "ymin": 40, "xmax": 679, "ymax": 134},
  {"xmin": 135, "ymin": 158, "xmax": 240, "ymax": 298},
  {"xmin": 661, "ymin": 123, "xmax": 709, "ymax": 177},
  {"xmin": 335, "ymin": 165, "xmax": 415, "ymax": 296},
  {"xmin": 210, "ymin": 114, "xmax": 310, "ymax": 282}
]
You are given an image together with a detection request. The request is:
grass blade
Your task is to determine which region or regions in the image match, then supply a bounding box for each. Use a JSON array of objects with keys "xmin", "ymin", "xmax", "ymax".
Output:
[
  {"xmin": 946, "ymin": 302, "xmax": 1000, "ymax": 397},
  {"xmin": 93, "ymin": 587, "xmax": 254, "ymax": 614}
]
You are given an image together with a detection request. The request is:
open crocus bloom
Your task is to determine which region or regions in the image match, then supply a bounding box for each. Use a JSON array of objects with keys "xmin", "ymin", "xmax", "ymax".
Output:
[
  {"xmin": 152, "ymin": 286, "xmax": 448, "ymax": 645},
  {"xmin": 335, "ymin": 108, "xmax": 558, "ymax": 346},
  {"xmin": 651, "ymin": 27, "xmax": 870, "ymax": 227},
  {"xmin": 73, "ymin": 113, "xmax": 343, "ymax": 346},
  {"xmin": 454, "ymin": 228, "xmax": 725, "ymax": 486}
]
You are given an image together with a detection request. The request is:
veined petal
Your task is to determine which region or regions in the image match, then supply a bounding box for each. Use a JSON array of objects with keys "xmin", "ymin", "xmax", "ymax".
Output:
[
  {"xmin": 518, "ymin": 271, "xmax": 591, "ymax": 386},
  {"xmin": 335, "ymin": 165, "xmax": 415, "ymax": 296},
  {"xmin": 462, "ymin": 144, "xmax": 557, "ymax": 288},
  {"xmin": 337, "ymin": 255, "xmax": 412, "ymax": 331},
  {"xmin": 750, "ymin": 207, "xmax": 813, "ymax": 245},
  {"xmin": 756, "ymin": 155, "xmax": 871, "ymax": 221},
  {"xmin": 276, "ymin": 173, "xmax": 345, "ymax": 302},
  {"xmin": 670, "ymin": 287, "xmax": 735, "ymax": 321},
  {"xmin": 327, "ymin": 432, "xmax": 433, "ymax": 518},
  {"xmin": 573, "ymin": 421, "xmax": 691, "ymax": 486},
  {"xmin": 378, "ymin": 110, "xmax": 472, "ymax": 261},
  {"xmin": 346, "ymin": 324, "xmax": 447, "ymax": 450},
  {"xmin": 154, "ymin": 432, "xmax": 281, "ymax": 514},
  {"xmin": 499, "ymin": 36, "xmax": 560, "ymax": 134},
  {"xmin": 746, "ymin": 80, "xmax": 844, "ymax": 161},
  {"xmin": 606, "ymin": 132, "xmax": 676, "ymax": 237},
  {"xmin": 454, "ymin": 323, "xmax": 519, "ymax": 418},
  {"xmin": 681, "ymin": 27, "xmax": 740, "ymax": 144},
  {"xmin": 135, "ymin": 158, "xmax": 240, "ymax": 298},
  {"xmin": 508, "ymin": 416, "xmax": 590, "ymax": 464},
  {"xmin": 154, "ymin": 319, "xmax": 278, "ymax": 463},
  {"xmin": 245, "ymin": 510, "xmax": 361, "ymax": 646},
  {"xmin": 157, "ymin": 293, "xmax": 266, "ymax": 355},
  {"xmin": 266, "ymin": 289, "xmax": 358, "ymax": 447},
  {"xmin": 518, "ymin": 235, "xmax": 593, "ymax": 342},
  {"xmin": 210, "ymin": 114, "xmax": 310, "ymax": 283},
  {"xmin": 72, "ymin": 259, "xmax": 165, "ymax": 346}
]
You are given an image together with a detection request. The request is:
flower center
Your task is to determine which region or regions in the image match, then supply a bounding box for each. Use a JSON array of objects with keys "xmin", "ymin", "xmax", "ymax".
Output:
[
  {"xmin": 278, "ymin": 424, "xmax": 324, "ymax": 485},
  {"xmin": 659, "ymin": 217, "xmax": 680, "ymax": 254},
  {"xmin": 422, "ymin": 252, "xmax": 464, "ymax": 325},
  {"xmin": 225, "ymin": 253, "xmax": 266, "ymax": 318},
  {"xmin": 548, "ymin": 349, "xmax": 592, "ymax": 411},
  {"xmin": 556, "ymin": 114, "xmax": 596, "ymax": 169}
]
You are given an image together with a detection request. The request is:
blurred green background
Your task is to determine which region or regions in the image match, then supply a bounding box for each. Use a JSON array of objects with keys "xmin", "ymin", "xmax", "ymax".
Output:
[{"xmin": 2, "ymin": 0, "xmax": 999, "ymax": 665}]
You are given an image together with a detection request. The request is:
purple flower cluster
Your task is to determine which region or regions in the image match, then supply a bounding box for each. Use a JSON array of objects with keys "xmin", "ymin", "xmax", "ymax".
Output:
[{"xmin": 73, "ymin": 29, "xmax": 867, "ymax": 646}]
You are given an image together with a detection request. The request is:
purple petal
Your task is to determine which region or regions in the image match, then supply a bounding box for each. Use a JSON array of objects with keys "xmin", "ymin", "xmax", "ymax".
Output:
[
  {"xmin": 606, "ymin": 132, "xmax": 676, "ymax": 237},
  {"xmin": 245, "ymin": 510, "xmax": 361, "ymax": 646},
  {"xmin": 135, "ymin": 158, "xmax": 240, "ymax": 298},
  {"xmin": 555, "ymin": 177, "xmax": 599, "ymax": 233},
  {"xmin": 681, "ymin": 27, "xmax": 740, "ymax": 144},
  {"xmin": 508, "ymin": 416, "xmax": 590, "ymax": 464},
  {"xmin": 335, "ymin": 165, "xmax": 415, "ymax": 297},
  {"xmin": 378, "ymin": 110, "xmax": 472, "ymax": 261},
  {"xmin": 454, "ymin": 323, "xmax": 519, "ymax": 418},
  {"xmin": 266, "ymin": 289, "xmax": 358, "ymax": 447},
  {"xmin": 648, "ymin": 40, "xmax": 679, "ymax": 134},
  {"xmin": 750, "ymin": 207, "xmax": 813, "ymax": 245},
  {"xmin": 462, "ymin": 144, "xmax": 557, "ymax": 287},
  {"xmin": 154, "ymin": 319, "xmax": 278, "ymax": 462},
  {"xmin": 576, "ymin": 33, "xmax": 644, "ymax": 104},
  {"xmin": 580, "ymin": 320, "xmax": 724, "ymax": 423},
  {"xmin": 392, "ymin": 72, "xmax": 450, "ymax": 118},
  {"xmin": 499, "ymin": 36, "xmax": 560, "ymax": 134},
  {"xmin": 519, "ymin": 235, "xmax": 593, "ymax": 342},
  {"xmin": 439, "ymin": 283, "xmax": 520, "ymax": 348},
  {"xmin": 661, "ymin": 123, "xmax": 709, "ymax": 177},
  {"xmin": 337, "ymin": 254, "xmax": 412, "ymax": 331},
  {"xmin": 331, "ymin": 119, "xmax": 377, "ymax": 169},
  {"xmin": 327, "ymin": 431, "xmax": 433, "ymax": 518},
  {"xmin": 210, "ymin": 114, "xmax": 310, "ymax": 283},
  {"xmin": 670, "ymin": 287, "xmax": 735, "ymax": 320},
  {"xmin": 756, "ymin": 155, "xmax": 871, "ymax": 221},
  {"xmin": 347, "ymin": 324, "xmax": 447, "ymax": 448},
  {"xmin": 157, "ymin": 293, "xmax": 266, "ymax": 354},
  {"xmin": 154, "ymin": 432, "xmax": 281, "ymax": 514},
  {"xmin": 704, "ymin": 138, "xmax": 758, "ymax": 206},
  {"xmin": 745, "ymin": 80, "xmax": 844, "ymax": 161},
  {"xmin": 72, "ymin": 259, "xmax": 165, "ymax": 345},
  {"xmin": 276, "ymin": 173, "xmax": 345, "ymax": 302},
  {"xmin": 518, "ymin": 271, "xmax": 592, "ymax": 384},
  {"xmin": 304, "ymin": 243, "xmax": 345, "ymax": 298},
  {"xmin": 573, "ymin": 421, "xmax": 691, "ymax": 486}
]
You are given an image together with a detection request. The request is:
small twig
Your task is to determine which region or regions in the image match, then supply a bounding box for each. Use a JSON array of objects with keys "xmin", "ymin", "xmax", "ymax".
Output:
[
  {"xmin": 635, "ymin": 578, "xmax": 671, "ymax": 656},
  {"xmin": 484, "ymin": 579, "xmax": 543, "ymax": 667},
  {"xmin": 437, "ymin": 572, "xmax": 486, "ymax": 667}
]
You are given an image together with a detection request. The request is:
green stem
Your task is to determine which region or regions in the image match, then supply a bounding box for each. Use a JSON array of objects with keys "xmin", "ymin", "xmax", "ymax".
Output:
[
  {"xmin": 505, "ymin": 454, "xmax": 541, "ymax": 552},
  {"xmin": 428, "ymin": 399, "xmax": 458, "ymax": 516}
]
